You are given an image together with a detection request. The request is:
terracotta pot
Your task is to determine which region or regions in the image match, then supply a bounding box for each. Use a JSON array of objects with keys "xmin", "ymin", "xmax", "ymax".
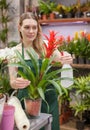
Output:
[
  {"xmin": 24, "ymin": 98, "xmax": 42, "ymax": 118},
  {"xmin": 41, "ymin": 14, "xmax": 48, "ymax": 20},
  {"xmin": 49, "ymin": 13, "xmax": 55, "ymax": 19},
  {"xmin": 59, "ymin": 114, "xmax": 64, "ymax": 125}
]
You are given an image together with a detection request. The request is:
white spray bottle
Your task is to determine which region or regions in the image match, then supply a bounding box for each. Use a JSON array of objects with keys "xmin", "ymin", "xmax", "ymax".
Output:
[{"xmin": 61, "ymin": 51, "xmax": 73, "ymax": 88}]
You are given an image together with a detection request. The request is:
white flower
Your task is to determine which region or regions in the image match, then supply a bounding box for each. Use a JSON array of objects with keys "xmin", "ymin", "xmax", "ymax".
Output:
[
  {"xmin": 0, "ymin": 47, "xmax": 19, "ymax": 63},
  {"xmin": 0, "ymin": 47, "xmax": 11, "ymax": 60}
]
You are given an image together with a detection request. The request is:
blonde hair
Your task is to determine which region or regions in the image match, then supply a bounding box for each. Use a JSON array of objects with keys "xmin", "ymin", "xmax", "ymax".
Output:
[{"xmin": 19, "ymin": 12, "xmax": 45, "ymax": 57}]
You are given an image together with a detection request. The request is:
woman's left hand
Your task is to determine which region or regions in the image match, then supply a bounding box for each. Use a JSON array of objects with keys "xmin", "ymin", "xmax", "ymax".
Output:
[
  {"xmin": 52, "ymin": 49, "xmax": 73, "ymax": 65},
  {"xmin": 60, "ymin": 52, "xmax": 73, "ymax": 64}
]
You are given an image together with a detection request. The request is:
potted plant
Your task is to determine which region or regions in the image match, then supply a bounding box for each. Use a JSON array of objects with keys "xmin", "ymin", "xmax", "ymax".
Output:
[
  {"xmin": 9, "ymin": 48, "xmax": 64, "ymax": 117},
  {"xmin": 38, "ymin": 0, "xmax": 51, "ymax": 20},
  {"xmin": 48, "ymin": 1, "xmax": 57, "ymax": 19},
  {"xmin": 0, "ymin": 58, "xmax": 12, "ymax": 123},
  {"xmin": 38, "ymin": 0, "xmax": 57, "ymax": 20},
  {"xmin": 58, "ymin": 31, "xmax": 90, "ymax": 64},
  {"xmin": 0, "ymin": 46, "xmax": 17, "ymax": 95},
  {"xmin": 0, "ymin": 58, "xmax": 12, "ymax": 98},
  {"xmin": 0, "ymin": 0, "xmax": 16, "ymax": 48},
  {"xmin": 58, "ymin": 84, "xmax": 73, "ymax": 125},
  {"xmin": 70, "ymin": 75, "xmax": 90, "ymax": 130}
]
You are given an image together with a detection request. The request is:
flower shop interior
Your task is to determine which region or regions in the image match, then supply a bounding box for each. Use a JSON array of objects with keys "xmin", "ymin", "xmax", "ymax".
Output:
[{"xmin": 0, "ymin": 0, "xmax": 90, "ymax": 130}]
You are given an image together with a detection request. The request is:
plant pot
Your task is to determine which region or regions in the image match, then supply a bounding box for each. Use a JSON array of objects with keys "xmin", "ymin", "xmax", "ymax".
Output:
[
  {"xmin": 83, "ymin": 110, "xmax": 90, "ymax": 125},
  {"xmin": 24, "ymin": 98, "xmax": 42, "ymax": 118},
  {"xmin": 59, "ymin": 114, "xmax": 64, "ymax": 125},
  {"xmin": 0, "ymin": 104, "xmax": 15, "ymax": 130},
  {"xmin": 49, "ymin": 13, "xmax": 55, "ymax": 19},
  {"xmin": 41, "ymin": 14, "xmax": 48, "ymax": 20},
  {"xmin": 76, "ymin": 119, "xmax": 86, "ymax": 130},
  {"xmin": 74, "ymin": 56, "xmax": 90, "ymax": 64}
]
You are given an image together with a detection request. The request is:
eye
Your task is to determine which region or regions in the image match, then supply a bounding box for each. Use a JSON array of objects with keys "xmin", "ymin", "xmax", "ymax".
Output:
[
  {"xmin": 32, "ymin": 26, "xmax": 37, "ymax": 30},
  {"xmin": 24, "ymin": 26, "xmax": 29, "ymax": 29}
]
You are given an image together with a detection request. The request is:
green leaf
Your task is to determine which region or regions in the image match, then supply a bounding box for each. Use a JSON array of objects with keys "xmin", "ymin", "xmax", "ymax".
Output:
[
  {"xmin": 37, "ymin": 87, "xmax": 45, "ymax": 101},
  {"xmin": 48, "ymin": 80, "xmax": 62, "ymax": 95},
  {"xmin": 26, "ymin": 48, "xmax": 39, "ymax": 77}
]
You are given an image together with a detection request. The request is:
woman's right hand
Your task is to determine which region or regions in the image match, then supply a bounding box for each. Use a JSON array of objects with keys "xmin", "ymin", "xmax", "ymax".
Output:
[{"xmin": 10, "ymin": 77, "xmax": 31, "ymax": 89}]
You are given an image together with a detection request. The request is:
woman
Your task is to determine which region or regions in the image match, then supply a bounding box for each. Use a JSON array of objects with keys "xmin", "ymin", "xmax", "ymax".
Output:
[{"xmin": 9, "ymin": 12, "xmax": 73, "ymax": 130}]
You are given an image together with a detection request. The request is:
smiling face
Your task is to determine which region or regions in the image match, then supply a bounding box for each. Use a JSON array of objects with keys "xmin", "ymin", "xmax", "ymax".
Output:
[
  {"xmin": 19, "ymin": 18, "xmax": 38, "ymax": 47},
  {"xmin": 18, "ymin": 12, "xmax": 44, "ymax": 56}
]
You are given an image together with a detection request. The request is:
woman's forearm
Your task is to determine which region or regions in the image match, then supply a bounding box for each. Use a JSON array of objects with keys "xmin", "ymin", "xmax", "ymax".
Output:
[{"xmin": 9, "ymin": 66, "xmax": 18, "ymax": 89}]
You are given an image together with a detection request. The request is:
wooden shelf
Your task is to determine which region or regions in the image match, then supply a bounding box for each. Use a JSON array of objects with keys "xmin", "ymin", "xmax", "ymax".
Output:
[
  {"xmin": 39, "ymin": 17, "xmax": 90, "ymax": 25},
  {"xmin": 71, "ymin": 64, "xmax": 90, "ymax": 69}
]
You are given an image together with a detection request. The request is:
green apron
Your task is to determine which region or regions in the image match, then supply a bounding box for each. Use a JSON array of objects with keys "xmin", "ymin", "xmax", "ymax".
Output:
[{"xmin": 17, "ymin": 45, "xmax": 60, "ymax": 130}]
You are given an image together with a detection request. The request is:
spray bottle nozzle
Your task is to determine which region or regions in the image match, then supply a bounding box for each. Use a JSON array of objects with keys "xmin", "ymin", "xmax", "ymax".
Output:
[{"xmin": 61, "ymin": 52, "xmax": 64, "ymax": 56}]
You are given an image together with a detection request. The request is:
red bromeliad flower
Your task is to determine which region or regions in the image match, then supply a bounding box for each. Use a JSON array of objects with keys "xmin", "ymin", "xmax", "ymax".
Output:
[
  {"xmin": 58, "ymin": 35, "xmax": 65, "ymax": 45},
  {"xmin": 66, "ymin": 35, "xmax": 71, "ymax": 43},
  {"xmin": 44, "ymin": 30, "xmax": 59, "ymax": 58}
]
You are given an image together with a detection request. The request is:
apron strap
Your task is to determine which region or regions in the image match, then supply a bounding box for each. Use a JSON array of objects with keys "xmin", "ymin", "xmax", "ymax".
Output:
[{"xmin": 22, "ymin": 43, "xmax": 24, "ymax": 59}]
